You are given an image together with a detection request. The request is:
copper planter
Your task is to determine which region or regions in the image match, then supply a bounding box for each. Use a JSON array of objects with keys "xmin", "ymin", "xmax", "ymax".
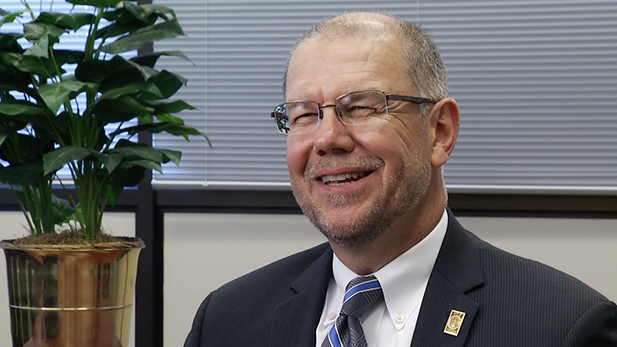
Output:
[{"xmin": 1, "ymin": 239, "xmax": 144, "ymax": 347}]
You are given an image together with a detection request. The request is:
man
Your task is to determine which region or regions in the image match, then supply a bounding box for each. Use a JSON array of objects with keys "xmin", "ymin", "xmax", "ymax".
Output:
[{"xmin": 185, "ymin": 12, "xmax": 617, "ymax": 346}]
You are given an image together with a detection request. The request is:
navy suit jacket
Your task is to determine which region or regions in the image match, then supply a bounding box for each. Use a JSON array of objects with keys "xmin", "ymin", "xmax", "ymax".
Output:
[{"xmin": 184, "ymin": 210, "xmax": 617, "ymax": 346}]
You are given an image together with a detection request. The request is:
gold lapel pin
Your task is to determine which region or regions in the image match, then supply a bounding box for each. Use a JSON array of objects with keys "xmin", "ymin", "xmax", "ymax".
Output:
[{"xmin": 443, "ymin": 309, "xmax": 466, "ymax": 336}]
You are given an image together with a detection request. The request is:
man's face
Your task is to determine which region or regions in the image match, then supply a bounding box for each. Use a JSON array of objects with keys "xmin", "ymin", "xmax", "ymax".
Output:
[{"xmin": 285, "ymin": 36, "xmax": 434, "ymax": 247}]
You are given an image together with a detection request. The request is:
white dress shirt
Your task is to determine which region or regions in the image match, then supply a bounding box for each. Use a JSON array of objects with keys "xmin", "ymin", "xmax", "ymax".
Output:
[{"xmin": 315, "ymin": 210, "xmax": 448, "ymax": 347}]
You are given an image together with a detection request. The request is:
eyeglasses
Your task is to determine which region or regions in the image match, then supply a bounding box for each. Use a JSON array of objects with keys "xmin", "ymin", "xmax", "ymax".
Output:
[{"xmin": 271, "ymin": 89, "xmax": 438, "ymax": 135}]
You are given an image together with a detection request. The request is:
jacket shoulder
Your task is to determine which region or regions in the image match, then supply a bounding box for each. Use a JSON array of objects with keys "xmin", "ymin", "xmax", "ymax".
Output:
[
  {"xmin": 184, "ymin": 243, "xmax": 332, "ymax": 347},
  {"xmin": 448, "ymin": 224, "xmax": 617, "ymax": 344},
  {"xmin": 217, "ymin": 242, "xmax": 331, "ymax": 293}
]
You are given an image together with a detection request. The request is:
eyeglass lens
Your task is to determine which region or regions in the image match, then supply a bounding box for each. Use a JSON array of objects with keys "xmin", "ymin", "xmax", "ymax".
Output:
[{"xmin": 273, "ymin": 90, "xmax": 388, "ymax": 134}]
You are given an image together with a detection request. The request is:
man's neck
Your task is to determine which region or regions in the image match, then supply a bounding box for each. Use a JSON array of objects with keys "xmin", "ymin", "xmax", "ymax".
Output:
[{"xmin": 330, "ymin": 200, "xmax": 447, "ymax": 275}]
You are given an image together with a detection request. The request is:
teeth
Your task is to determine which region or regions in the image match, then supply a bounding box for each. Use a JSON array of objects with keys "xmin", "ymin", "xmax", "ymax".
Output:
[{"xmin": 320, "ymin": 172, "xmax": 367, "ymax": 185}]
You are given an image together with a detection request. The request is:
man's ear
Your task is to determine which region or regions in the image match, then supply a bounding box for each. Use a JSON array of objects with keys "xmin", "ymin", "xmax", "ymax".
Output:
[{"xmin": 430, "ymin": 98, "xmax": 460, "ymax": 167}]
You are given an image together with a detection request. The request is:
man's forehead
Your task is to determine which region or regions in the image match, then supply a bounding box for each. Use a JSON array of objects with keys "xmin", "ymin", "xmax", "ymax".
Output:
[
  {"xmin": 286, "ymin": 40, "xmax": 412, "ymax": 101},
  {"xmin": 292, "ymin": 34, "xmax": 400, "ymax": 64}
]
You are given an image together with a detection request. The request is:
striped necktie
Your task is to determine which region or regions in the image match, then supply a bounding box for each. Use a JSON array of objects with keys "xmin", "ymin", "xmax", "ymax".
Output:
[{"xmin": 322, "ymin": 275, "xmax": 384, "ymax": 347}]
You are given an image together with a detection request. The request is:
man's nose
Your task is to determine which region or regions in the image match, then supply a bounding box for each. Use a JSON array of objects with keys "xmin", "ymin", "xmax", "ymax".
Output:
[{"xmin": 312, "ymin": 106, "xmax": 354, "ymax": 155}]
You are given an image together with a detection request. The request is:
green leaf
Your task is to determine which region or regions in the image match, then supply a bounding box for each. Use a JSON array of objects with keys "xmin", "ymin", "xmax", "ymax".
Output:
[
  {"xmin": 0, "ymin": 129, "xmax": 56, "ymax": 165},
  {"xmin": 119, "ymin": 159, "xmax": 162, "ymax": 173},
  {"xmin": 97, "ymin": 20, "xmax": 148, "ymax": 41},
  {"xmin": 0, "ymin": 76, "xmax": 34, "ymax": 93},
  {"xmin": 137, "ymin": 113, "xmax": 152, "ymax": 124},
  {"xmin": 91, "ymin": 95, "xmax": 152, "ymax": 124},
  {"xmin": 0, "ymin": 33, "xmax": 24, "ymax": 53},
  {"xmin": 0, "ymin": 162, "xmax": 43, "ymax": 186},
  {"xmin": 98, "ymin": 82, "xmax": 162, "ymax": 102},
  {"xmin": 101, "ymin": 153, "xmax": 123, "ymax": 173},
  {"xmin": 122, "ymin": 1, "xmax": 149, "ymax": 23},
  {"xmin": 23, "ymin": 21, "xmax": 65, "ymax": 44},
  {"xmin": 145, "ymin": 100, "xmax": 196, "ymax": 116},
  {"xmin": 112, "ymin": 144, "xmax": 163, "ymax": 163},
  {"xmin": 0, "ymin": 125, "xmax": 11, "ymax": 146},
  {"xmin": 75, "ymin": 55, "xmax": 156, "ymax": 87},
  {"xmin": 83, "ymin": 149, "xmax": 123, "ymax": 173},
  {"xmin": 75, "ymin": 56, "xmax": 123, "ymax": 83},
  {"xmin": 130, "ymin": 50, "xmax": 192, "ymax": 68},
  {"xmin": 109, "ymin": 165, "xmax": 145, "ymax": 187},
  {"xmin": 103, "ymin": 185, "xmax": 124, "ymax": 206},
  {"xmin": 67, "ymin": 0, "xmax": 122, "ymax": 7},
  {"xmin": 39, "ymin": 80, "xmax": 99, "ymax": 114},
  {"xmin": 112, "ymin": 122, "xmax": 209, "ymax": 145},
  {"xmin": 51, "ymin": 194, "xmax": 75, "ymax": 225},
  {"xmin": 24, "ymin": 35, "xmax": 56, "ymax": 58},
  {"xmin": 0, "ymin": 10, "xmax": 26, "ymax": 29},
  {"xmin": 0, "ymin": 52, "xmax": 63, "ymax": 79},
  {"xmin": 99, "ymin": 6, "xmax": 158, "ymax": 39},
  {"xmin": 103, "ymin": 6, "xmax": 150, "ymax": 25},
  {"xmin": 53, "ymin": 50, "xmax": 85, "ymax": 65},
  {"xmin": 117, "ymin": 4, "xmax": 178, "ymax": 21},
  {"xmin": 159, "ymin": 148, "xmax": 182, "ymax": 165},
  {"xmin": 134, "ymin": 4, "xmax": 177, "ymax": 20},
  {"xmin": 37, "ymin": 12, "xmax": 95, "ymax": 31},
  {"xmin": 0, "ymin": 99, "xmax": 51, "ymax": 117},
  {"xmin": 146, "ymin": 69, "xmax": 186, "ymax": 99},
  {"xmin": 98, "ymin": 3, "xmax": 179, "ymax": 40},
  {"xmin": 43, "ymin": 146, "xmax": 90, "ymax": 175},
  {"xmin": 100, "ymin": 18, "xmax": 185, "ymax": 54},
  {"xmin": 102, "ymin": 3, "xmax": 176, "ymax": 25},
  {"xmin": 154, "ymin": 112, "xmax": 185, "ymax": 125}
]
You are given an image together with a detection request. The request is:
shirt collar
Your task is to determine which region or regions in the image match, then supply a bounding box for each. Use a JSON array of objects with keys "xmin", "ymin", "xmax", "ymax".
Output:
[{"xmin": 331, "ymin": 209, "xmax": 448, "ymax": 329}]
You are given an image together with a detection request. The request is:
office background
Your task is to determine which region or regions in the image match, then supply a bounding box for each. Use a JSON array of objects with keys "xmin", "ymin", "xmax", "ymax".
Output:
[{"xmin": 0, "ymin": 1, "xmax": 615, "ymax": 347}]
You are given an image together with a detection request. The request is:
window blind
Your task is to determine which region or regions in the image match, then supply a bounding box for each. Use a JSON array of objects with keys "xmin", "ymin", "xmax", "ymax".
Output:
[{"xmin": 151, "ymin": 0, "xmax": 617, "ymax": 194}]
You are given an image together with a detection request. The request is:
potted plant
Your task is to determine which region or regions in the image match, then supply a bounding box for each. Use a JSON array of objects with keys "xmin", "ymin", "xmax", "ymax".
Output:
[{"xmin": 0, "ymin": 1, "xmax": 207, "ymax": 345}]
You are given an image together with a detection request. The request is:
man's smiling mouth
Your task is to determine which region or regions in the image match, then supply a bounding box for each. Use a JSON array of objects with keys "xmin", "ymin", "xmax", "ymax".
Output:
[{"xmin": 319, "ymin": 171, "xmax": 371, "ymax": 186}]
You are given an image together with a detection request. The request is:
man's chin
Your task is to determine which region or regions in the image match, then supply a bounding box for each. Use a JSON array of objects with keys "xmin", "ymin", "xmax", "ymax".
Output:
[
  {"xmin": 321, "ymin": 228, "xmax": 383, "ymax": 248},
  {"xmin": 312, "ymin": 216, "xmax": 383, "ymax": 248}
]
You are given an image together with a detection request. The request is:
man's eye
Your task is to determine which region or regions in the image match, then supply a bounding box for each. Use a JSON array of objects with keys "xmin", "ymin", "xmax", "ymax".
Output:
[
  {"xmin": 346, "ymin": 106, "xmax": 377, "ymax": 118},
  {"xmin": 291, "ymin": 113, "xmax": 318, "ymax": 124},
  {"xmin": 349, "ymin": 105, "xmax": 374, "ymax": 111}
]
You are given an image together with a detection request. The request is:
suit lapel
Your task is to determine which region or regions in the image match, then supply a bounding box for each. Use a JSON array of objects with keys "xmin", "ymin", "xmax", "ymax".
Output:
[
  {"xmin": 411, "ymin": 210, "xmax": 484, "ymax": 347},
  {"xmin": 411, "ymin": 272, "xmax": 480, "ymax": 346},
  {"xmin": 269, "ymin": 245, "xmax": 333, "ymax": 347}
]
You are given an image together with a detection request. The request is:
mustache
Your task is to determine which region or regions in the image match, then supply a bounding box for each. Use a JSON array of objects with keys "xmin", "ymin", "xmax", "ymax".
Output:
[{"xmin": 304, "ymin": 156, "xmax": 384, "ymax": 180}]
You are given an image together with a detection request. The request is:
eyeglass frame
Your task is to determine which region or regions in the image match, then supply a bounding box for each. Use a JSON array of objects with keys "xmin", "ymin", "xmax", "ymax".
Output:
[{"xmin": 270, "ymin": 89, "xmax": 439, "ymax": 135}]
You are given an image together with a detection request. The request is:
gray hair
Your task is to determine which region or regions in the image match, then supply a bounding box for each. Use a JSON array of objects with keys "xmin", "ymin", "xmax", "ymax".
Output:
[{"xmin": 283, "ymin": 12, "xmax": 449, "ymax": 114}]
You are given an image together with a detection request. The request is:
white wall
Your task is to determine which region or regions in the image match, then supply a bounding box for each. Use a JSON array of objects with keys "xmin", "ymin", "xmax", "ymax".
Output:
[
  {"xmin": 164, "ymin": 212, "xmax": 617, "ymax": 347},
  {"xmin": 164, "ymin": 213, "xmax": 324, "ymax": 347},
  {"xmin": 0, "ymin": 211, "xmax": 136, "ymax": 347}
]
